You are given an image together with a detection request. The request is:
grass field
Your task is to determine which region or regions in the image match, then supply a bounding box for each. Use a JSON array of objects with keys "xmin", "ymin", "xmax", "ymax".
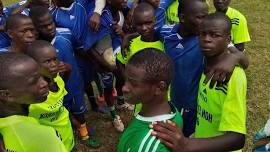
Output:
[{"xmin": 2, "ymin": 0, "xmax": 270, "ymax": 151}]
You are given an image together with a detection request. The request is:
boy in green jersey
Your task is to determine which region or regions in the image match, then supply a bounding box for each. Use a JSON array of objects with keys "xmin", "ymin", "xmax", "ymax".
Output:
[
  {"xmin": 150, "ymin": 13, "xmax": 247, "ymax": 152},
  {"xmin": 117, "ymin": 48, "xmax": 183, "ymax": 152},
  {"xmin": 0, "ymin": 52, "xmax": 67, "ymax": 152},
  {"xmin": 213, "ymin": 0, "xmax": 251, "ymax": 51},
  {"xmin": 26, "ymin": 40, "xmax": 75, "ymax": 151}
]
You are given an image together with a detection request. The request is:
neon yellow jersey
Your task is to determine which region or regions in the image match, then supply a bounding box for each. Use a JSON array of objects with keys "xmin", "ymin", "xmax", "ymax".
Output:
[
  {"xmin": 29, "ymin": 75, "xmax": 74, "ymax": 151},
  {"xmin": 226, "ymin": 7, "xmax": 251, "ymax": 44},
  {"xmin": 166, "ymin": 0, "xmax": 179, "ymax": 24},
  {"xmin": 0, "ymin": 115, "xmax": 67, "ymax": 152},
  {"xmin": 195, "ymin": 67, "xmax": 247, "ymax": 152},
  {"xmin": 116, "ymin": 35, "xmax": 164, "ymax": 65}
]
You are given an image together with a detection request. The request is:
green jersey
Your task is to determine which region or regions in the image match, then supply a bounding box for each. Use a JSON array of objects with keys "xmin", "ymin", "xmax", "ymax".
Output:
[
  {"xmin": 28, "ymin": 75, "xmax": 74, "ymax": 151},
  {"xmin": 116, "ymin": 35, "xmax": 164, "ymax": 64},
  {"xmin": 117, "ymin": 105, "xmax": 183, "ymax": 152},
  {"xmin": 0, "ymin": 115, "xmax": 67, "ymax": 152},
  {"xmin": 195, "ymin": 67, "xmax": 247, "ymax": 152},
  {"xmin": 226, "ymin": 7, "xmax": 251, "ymax": 44}
]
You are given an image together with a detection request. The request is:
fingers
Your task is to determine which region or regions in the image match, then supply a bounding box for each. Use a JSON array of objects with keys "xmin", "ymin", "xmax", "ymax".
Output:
[{"xmin": 204, "ymin": 69, "xmax": 214, "ymax": 85}]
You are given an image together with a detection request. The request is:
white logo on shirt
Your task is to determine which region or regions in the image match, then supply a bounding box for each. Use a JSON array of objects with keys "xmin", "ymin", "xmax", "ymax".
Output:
[
  {"xmin": 70, "ymin": 15, "xmax": 75, "ymax": 20},
  {"xmin": 176, "ymin": 43, "xmax": 184, "ymax": 49}
]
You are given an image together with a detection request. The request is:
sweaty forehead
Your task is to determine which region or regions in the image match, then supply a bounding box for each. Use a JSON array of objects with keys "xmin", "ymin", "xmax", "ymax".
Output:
[
  {"xmin": 13, "ymin": 18, "xmax": 33, "ymax": 29},
  {"xmin": 125, "ymin": 64, "xmax": 146, "ymax": 81},
  {"xmin": 134, "ymin": 11, "xmax": 154, "ymax": 23},
  {"xmin": 201, "ymin": 19, "xmax": 228, "ymax": 32}
]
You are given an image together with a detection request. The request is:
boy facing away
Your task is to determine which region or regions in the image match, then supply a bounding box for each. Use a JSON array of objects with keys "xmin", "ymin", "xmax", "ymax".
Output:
[
  {"xmin": 0, "ymin": 52, "xmax": 67, "ymax": 152},
  {"xmin": 117, "ymin": 48, "xmax": 183, "ymax": 152},
  {"xmin": 151, "ymin": 12, "xmax": 247, "ymax": 152}
]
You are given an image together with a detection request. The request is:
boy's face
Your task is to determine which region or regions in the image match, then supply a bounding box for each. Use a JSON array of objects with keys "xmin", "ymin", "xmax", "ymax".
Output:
[
  {"xmin": 199, "ymin": 19, "xmax": 230, "ymax": 58},
  {"xmin": 122, "ymin": 65, "xmax": 156, "ymax": 104},
  {"xmin": 8, "ymin": 18, "xmax": 36, "ymax": 47},
  {"xmin": 145, "ymin": 0, "xmax": 160, "ymax": 8},
  {"xmin": 35, "ymin": 46, "xmax": 59, "ymax": 79},
  {"xmin": 35, "ymin": 13, "xmax": 56, "ymax": 40},
  {"xmin": 134, "ymin": 11, "xmax": 155, "ymax": 40},
  {"xmin": 5, "ymin": 59, "xmax": 49, "ymax": 104},
  {"xmin": 213, "ymin": 0, "xmax": 231, "ymax": 12},
  {"xmin": 180, "ymin": 1, "xmax": 208, "ymax": 35}
]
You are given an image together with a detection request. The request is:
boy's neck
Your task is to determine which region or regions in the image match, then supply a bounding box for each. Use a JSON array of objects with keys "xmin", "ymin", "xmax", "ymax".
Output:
[
  {"xmin": 140, "ymin": 96, "xmax": 171, "ymax": 117},
  {"xmin": 178, "ymin": 24, "xmax": 195, "ymax": 37},
  {"xmin": 205, "ymin": 50, "xmax": 228, "ymax": 68},
  {"xmin": 0, "ymin": 102, "xmax": 29, "ymax": 118},
  {"xmin": 141, "ymin": 33, "xmax": 158, "ymax": 42},
  {"xmin": 217, "ymin": 7, "xmax": 229, "ymax": 14},
  {"xmin": 10, "ymin": 43, "xmax": 25, "ymax": 54}
]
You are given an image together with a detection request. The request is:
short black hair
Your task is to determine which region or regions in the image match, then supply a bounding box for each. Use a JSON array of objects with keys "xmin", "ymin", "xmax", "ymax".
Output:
[
  {"xmin": 178, "ymin": 0, "xmax": 206, "ymax": 15},
  {"xmin": 203, "ymin": 12, "xmax": 232, "ymax": 34},
  {"xmin": 127, "ymin": 48, "xmax": 173, "ymax": 87},
  {"xmin": 0, "ymin": 52, "xmax": 35, "ymax": 89},
  {"xmin": 26, "ymin": 40, "xmax": 54, "ymax": 60},
  {"xmin": 134, "ymin": 2, "xmax": 155, "ymax": 19},
  {"xmin": 5, "ymin": 14, "xmax": 31, "ymax": 31},
  {"xmin": 29, "ymin": 6, "xmax": 50, "ymax": 24}
]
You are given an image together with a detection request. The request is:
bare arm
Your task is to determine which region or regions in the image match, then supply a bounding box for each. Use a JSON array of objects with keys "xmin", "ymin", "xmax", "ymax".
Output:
[
  {"xmin": 234, "ymin": 43, "xmax": 245, "ymax": 52},
  {"xmin": 151, "ymin": 121, "xmax": 245, "ymax": 152},
  {"xmin": 9, "ymin": 0, "xmax": 30, "ymax": 15},
  {"xmin": 88, "ymin": 0, "xmax": 106, "ymax": 32},
  {"xmin": 228, "ymin": 45, "xmax": 249, "ymax": 69},
  {"xmin": 0, "ymin": 134, "xmax": 6, "ymax": 152}
]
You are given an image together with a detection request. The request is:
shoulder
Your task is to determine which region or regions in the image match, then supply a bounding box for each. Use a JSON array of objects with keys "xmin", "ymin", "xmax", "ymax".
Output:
[{"xmin": 227, "ymin": 7, "xmax": 247, "ymax": 23}]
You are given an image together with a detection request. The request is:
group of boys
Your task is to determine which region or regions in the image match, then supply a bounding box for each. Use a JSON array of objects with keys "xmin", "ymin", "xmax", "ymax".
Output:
[{"xmin": 0, "ymin": 0, "xmax": 252, "ymax": 151}]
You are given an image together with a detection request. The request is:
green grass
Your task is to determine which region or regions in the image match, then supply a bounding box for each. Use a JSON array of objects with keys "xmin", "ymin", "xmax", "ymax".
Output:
[{"xmin": 3, "ymin": 0, "xmax": 270, "ymax": 151}]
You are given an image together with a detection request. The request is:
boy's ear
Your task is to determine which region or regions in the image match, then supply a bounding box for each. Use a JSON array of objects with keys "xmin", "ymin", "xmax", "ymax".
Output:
[
  {"xmin": 154, "ymin": 81, "xmax": 167, "ymax": 96},
  {"xmin": 179, "ymin": 13, "xmax": 185, "ymax": 23},
  {"xmin": 0, "ymin": 90, "xmax": 14, "ymax": 103},
  {"xmin": 6, "ymin": 29, "xmax": 13, "ymax": 39}
]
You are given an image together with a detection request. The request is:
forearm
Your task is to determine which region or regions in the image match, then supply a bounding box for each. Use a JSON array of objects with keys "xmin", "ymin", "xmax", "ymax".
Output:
[
  {"xmin": 9, "ymin": 1, "xmax": 30, "ymax": 15},
  {"xmin": 184, "ymin": 133, "xmax": 245, "ymax": 152},
  {"xmin": 228, "ymin": 46, "xmax": 249, "ymax": 69},
  {"xmin": 94, "ymin": 0, "xmax": 106, "ymax": 15}
]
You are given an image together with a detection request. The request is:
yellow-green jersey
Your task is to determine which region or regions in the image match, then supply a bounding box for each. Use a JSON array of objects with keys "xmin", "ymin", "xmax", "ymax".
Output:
[
  {"xmin": 226, "ymin": 7, "xmax": 251, "ymax": 44},
  {"xmin": 166, "ymin": 0, "xmax": 179, "ymax": 24},
  {"xmin": 116, "ymin": 35, "xmax": 164, "ymax": 65},
  {"xmin": 117, "ymin": 104, "xmax": 183, "ymax": 152},
  {"xmin": 195, "ymin": 66, "xmax": 247, "ymax": 152},
  {"xmin": 0, "ymin": 115, "xmax": 67, "ymax": 152},
  {"xmin": 29, "ymin": 75, "xmax": 74, "ymax": 151}
]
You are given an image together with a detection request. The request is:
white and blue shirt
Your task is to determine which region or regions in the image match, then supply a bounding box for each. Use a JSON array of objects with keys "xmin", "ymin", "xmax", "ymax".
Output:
[
  {"xmin": 51, "ymin": 28, "xmax": 84, "ymax": 101},
  {"xmin": 159, "ymin": 24, "xmax": 204, "ymax": 110},
  {"xmin": 0, "ymin": 7, "xmax": 11, "ymax": 49}
]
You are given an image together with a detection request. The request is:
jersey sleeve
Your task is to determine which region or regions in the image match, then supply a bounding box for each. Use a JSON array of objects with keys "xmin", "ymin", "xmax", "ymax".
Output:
[
  {"xmin": 218, "ymin": 67, "xmax": 247, "ymax": 134},
  {"xmin": 231, "ymin": 14, "xmax": 251, "ymax": 44}
]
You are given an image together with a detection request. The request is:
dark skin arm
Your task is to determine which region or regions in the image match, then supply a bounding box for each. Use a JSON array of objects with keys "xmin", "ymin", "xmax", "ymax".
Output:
[
  {"xmin": 86, "ymin": 48, "xmax": 117, "ymax": 72},
  {"xmin": 9, "ymin": 0, "xmax": 31, "ymax": 15},
  {"xmin": 204, "ymin": 45, "xmax": 249, "ymax": 88},
  {"xmin": 121, "ymin": 32, "xmax": 139, "ymax": 57},
  {"xmin": 58, "ymin": 61, "xmax": 71, "ymax": 82},
  {"xmin": 0, "ymin": 134, "xmax": 6, "ymax": 152},
  {"xmin": 235, "ymin": 43, "xmax": 245, "ymax": 52},
  {"xmin": 151, "ymin": 121, "xmax": 245, "ymax": 152}
]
